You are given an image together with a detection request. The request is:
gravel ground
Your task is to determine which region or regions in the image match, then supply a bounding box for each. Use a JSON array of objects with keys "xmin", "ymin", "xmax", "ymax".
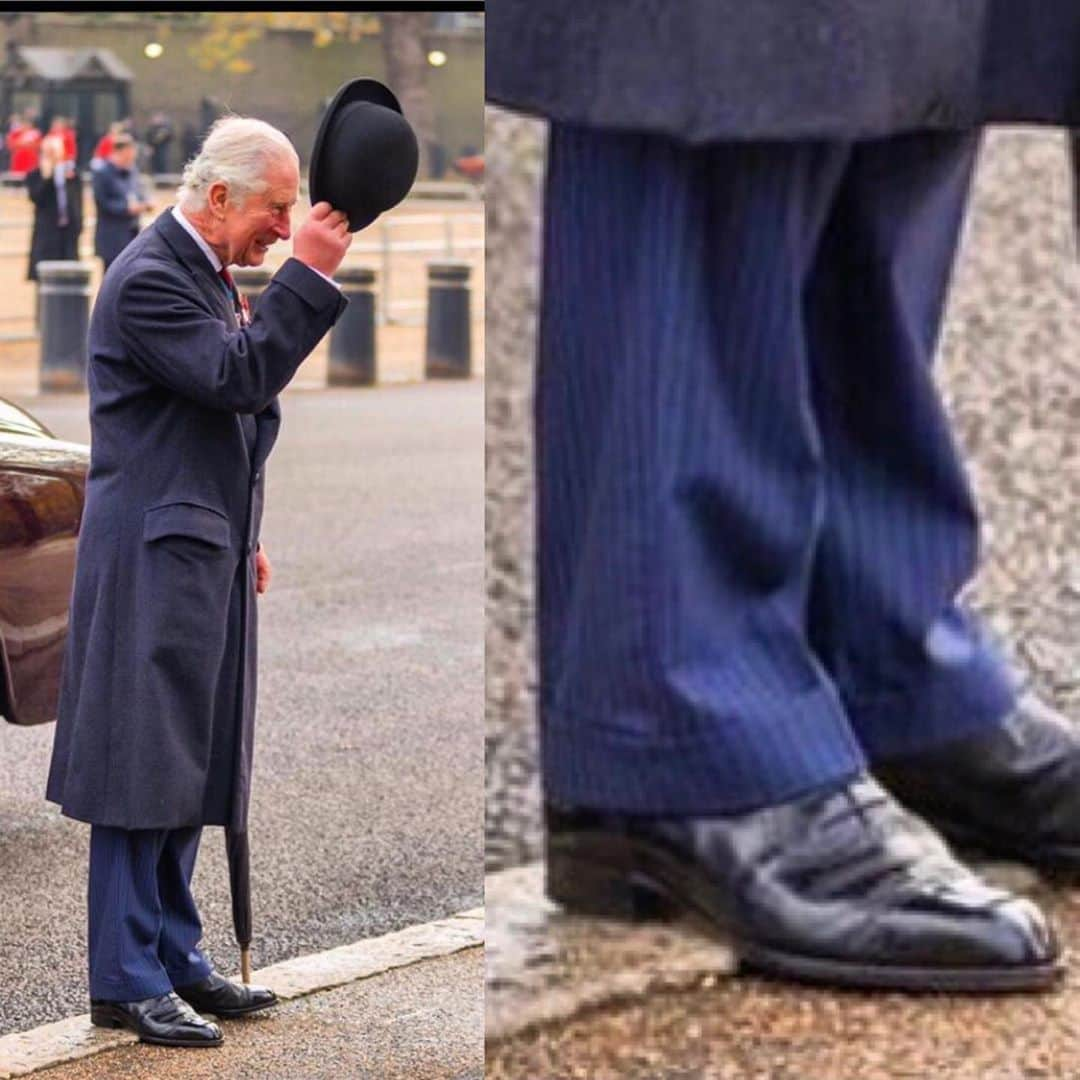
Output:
[
  {"xmin": 486, "ymin": 886, "xmax": 1080, "ymax": 1079},
  {"xmin": 484, "ymin": 115, "xmax": 1080, "ymax": 870}
]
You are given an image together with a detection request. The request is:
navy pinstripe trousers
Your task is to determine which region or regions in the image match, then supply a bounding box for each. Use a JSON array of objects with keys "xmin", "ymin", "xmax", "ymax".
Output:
[
  {"xmin": 536, "ymin": 125, "xmax": 1016, "ymax": 814},
  {"xmin": 88, "ymin": 826, "xmax": 212, "ymax": 1001}
]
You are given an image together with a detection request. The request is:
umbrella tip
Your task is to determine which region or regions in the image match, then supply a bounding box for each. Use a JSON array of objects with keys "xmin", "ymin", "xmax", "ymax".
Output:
[{"xmin": 241, "ymin": 947, "xmax": 251, "ymax": 985}]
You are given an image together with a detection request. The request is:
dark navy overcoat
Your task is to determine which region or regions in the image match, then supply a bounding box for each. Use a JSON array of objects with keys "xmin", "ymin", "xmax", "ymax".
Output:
[
  {"xmin": 487, "ymin": 1, "xmax": 1080, "ymax": 141},
  {"xmin": 46, "ymin": 210, "xmax": 346, "ymax": 830}
]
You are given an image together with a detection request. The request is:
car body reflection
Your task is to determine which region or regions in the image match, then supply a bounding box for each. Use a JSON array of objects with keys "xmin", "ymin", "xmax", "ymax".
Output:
[{"xmin": 0, "ymin": 401, "xmax": 88, "ymax": 726}]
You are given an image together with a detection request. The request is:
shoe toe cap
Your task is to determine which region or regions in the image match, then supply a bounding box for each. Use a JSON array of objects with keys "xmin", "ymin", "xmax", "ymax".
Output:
[
  {"xmin": 925, "ymin": 887, "xmax": 1061, "ymax": 969},
  {"xmin": 990, "ymin": 895, "xmax": 1061, "ymax": 966},
  {"xmin": 195, "ymin": 1020, "xmax": 223, "ymax": 1042}
]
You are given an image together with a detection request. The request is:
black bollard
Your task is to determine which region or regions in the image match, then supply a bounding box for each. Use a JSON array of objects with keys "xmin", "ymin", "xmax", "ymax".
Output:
[
  {"xmin": 425, "ymin": 261, "xmax": 472, "ymax": 379},
  {"xmin": 230, "ymin": 266, "xmax": 271, "ymax": 321},
  {"xmin": 38, "ymin": 261, "xmax": 92, "ymax": 393},
  {"xmin": 328, "ymin": 266, "xmax": 377, "ymax": 386}
]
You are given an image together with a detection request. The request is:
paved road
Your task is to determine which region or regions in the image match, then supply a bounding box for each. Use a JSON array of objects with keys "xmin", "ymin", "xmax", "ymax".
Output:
[{"xmin": 0, "ymin": 381, "xmax": 484, "ymax": 1034}]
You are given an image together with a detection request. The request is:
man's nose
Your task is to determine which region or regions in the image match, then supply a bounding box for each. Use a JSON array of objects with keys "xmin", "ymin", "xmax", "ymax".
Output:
[{"xmin": 274, "ymin": 214, "xmax": 291, "ymax": 241}]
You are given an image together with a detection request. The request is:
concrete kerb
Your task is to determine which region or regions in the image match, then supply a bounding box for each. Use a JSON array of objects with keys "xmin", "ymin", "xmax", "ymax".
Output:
[
  {"xmin": 485, "ymin": 863, "xmax": 737, "ymax": 1045},
  {"xmin": 0, "ymin": 906, "xmax": 483, "ymax": 1078}
]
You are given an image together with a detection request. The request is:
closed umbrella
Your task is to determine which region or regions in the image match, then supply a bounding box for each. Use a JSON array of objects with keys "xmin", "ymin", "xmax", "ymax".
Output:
[{"xmin": 225, "ymin": 827, "xmax": 252, "ymax": 984}]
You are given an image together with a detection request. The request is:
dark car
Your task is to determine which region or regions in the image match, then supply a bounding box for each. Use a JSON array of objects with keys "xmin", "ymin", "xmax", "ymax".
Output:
[{"xmin": 0, "ymin": 398, "xmax": 88, "ymax": 725}]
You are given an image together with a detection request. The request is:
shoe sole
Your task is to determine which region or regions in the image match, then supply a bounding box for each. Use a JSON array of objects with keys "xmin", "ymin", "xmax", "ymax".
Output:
[
  {"xmin": 90, "ymin": 1004, "xmax": 224, "ymax": 1047},
  {"xmin": 546, "ymin": 831, "xmax": 1065, "ymax": 994}
]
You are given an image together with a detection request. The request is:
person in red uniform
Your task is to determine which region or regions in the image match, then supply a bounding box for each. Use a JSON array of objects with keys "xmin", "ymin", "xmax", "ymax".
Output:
[
  {"xmin": 49, "ymin": 115, "xmax": 77, "ymax": 164},
  {"xmin": 7, "ymin": 113, "xmax": 42, "ymax": 177}
]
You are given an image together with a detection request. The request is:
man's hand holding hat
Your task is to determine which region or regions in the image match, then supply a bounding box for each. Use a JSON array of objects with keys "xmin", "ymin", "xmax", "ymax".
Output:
[
  {"xmin": 293, "ymin": 201, "xmax": 351, "ymax": 278},
  {"xmin": 309, "ymin": 78, "xmax": 419, "ymax": 232}
]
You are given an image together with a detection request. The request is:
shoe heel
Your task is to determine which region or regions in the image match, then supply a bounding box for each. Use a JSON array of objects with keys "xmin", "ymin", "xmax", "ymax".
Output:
[
  {"xmin": 545, "ymin": 835, "xmax": 666, "ymax": 920},
  {"xmin": 89, "ymin": 1005, "xmax": 122, "ymax": 1029}
]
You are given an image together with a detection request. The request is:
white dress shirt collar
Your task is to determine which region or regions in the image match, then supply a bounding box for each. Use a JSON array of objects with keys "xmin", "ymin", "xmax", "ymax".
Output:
[{"xmin": 171, "ymin": 204, "xmax": 223, "ymax": 274}]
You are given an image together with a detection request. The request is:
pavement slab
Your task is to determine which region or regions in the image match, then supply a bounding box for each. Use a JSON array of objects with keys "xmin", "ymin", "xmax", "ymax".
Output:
[
  {"xmin": 485, "ymin": 864, "xmax": 735, "ymax": 1042},
  {"xmin": 34, "ymin": 948, "xmax": 483, "ymax": 1080},
  {"xmin": 0, "ymin": 908, "xmax": 482, "ymax": 1078}
]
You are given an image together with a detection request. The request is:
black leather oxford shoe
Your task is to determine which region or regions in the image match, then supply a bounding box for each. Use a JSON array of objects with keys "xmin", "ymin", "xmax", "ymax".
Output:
[
  {"xmin": 546, "ymin": 775, "xmax": 1063, "ymax": 992},
  {"xmin": 875, "ymin": 697, "xmax": 1080, "ymax": 875},
  {"xmin": 90, "ymin": 992, "xmax": 223, "ymax": 1047},
  {"xmin": 175, "ymin": 971, "xmax": 278, "ymax": 1018}
]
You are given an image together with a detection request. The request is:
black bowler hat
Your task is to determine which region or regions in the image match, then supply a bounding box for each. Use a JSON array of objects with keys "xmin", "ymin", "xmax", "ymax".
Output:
[{"xmin": 309, "ymin": 78, "xmax": 419, "ymax": 232}]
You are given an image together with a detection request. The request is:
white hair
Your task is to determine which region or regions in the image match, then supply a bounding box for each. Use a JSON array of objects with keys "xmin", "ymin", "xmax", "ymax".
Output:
[{"xmin": 176, "ymin": 115, "xmax": 298, "ymax": 210}]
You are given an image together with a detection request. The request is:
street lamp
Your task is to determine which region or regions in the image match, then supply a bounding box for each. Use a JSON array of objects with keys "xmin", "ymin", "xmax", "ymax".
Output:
[
  {"xmin": 144, "ymin": 42, "xmax": 164, "ymax": 59},
  {"xmin": 427, "ymin": 49, "xmax": 447, "ymax": 68}
]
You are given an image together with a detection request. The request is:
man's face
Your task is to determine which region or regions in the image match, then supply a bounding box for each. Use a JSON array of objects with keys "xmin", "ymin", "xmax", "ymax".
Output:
[
  {"xmin": 111, "ymin": 144, "xmax": 136, "ymax": 170},
  {"xmin": 223, "ymin": 156, "xmax": 299, "ymax": 267}
]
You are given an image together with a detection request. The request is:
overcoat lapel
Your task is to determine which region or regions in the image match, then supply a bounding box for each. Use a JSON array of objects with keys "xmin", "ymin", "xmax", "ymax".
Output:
[{"xmin": 154, "ymin": 211, "xmax": 235, "ymax": 324}]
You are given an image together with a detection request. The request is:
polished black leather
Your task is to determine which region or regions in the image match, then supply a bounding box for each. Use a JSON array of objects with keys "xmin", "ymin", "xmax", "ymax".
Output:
[
  {"xmin": 546, "ymin": 775, "xmax": 1061, "ymax": 991},
  {"xmin": 175, "ymin": 970, "xmax": 278, "ymax": 1018},
  {"xmin": 90, "ymin": 992, "xmax": 223, "ymax": 1047},
  {"xmin": 875, "ymin": 697, "xmax": 1080, "ymax": 871}
]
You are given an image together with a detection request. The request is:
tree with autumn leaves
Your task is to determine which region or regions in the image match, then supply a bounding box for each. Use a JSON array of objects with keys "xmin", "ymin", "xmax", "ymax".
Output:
[{"xmin": 189, "ymin": 12, "xmax": 440, "ymax": 178}]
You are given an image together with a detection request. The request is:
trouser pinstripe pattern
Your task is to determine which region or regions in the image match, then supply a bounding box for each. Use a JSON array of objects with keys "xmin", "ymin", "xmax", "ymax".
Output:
[
  {"xmin": 536, "ymin": 125, "xmax": 1015, "ymax": 814},
  {"xmin": 88, "ymin": 826, "xmax": 212, "ymax": 1001}
]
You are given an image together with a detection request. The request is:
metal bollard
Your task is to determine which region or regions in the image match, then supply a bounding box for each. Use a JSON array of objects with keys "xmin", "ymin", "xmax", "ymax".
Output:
[
  {"xmin": 230, "ymin": 266, "xmax": 271, "ymax": 320},
  {"xmin": 38, "ymin": 261, "xmax": 93, "ymax": 393},
  {"xmin": 327, "ymin": 266, "xmax": 377, "ymax": 386},
  {"xmin": 425, "ymin": 261, "xmax": 472, "ymax": 379}
]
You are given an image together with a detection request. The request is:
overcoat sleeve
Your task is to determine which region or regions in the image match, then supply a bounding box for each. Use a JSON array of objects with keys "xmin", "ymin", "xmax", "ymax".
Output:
[{"xmin": 115, "ymin": 256, "xmax": 345, "ymax": 413}]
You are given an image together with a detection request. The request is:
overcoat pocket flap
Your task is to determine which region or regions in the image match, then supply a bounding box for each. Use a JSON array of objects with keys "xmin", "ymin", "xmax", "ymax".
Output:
[{"xmin": 143, "ymin": 502, "xmax": 230, "ymax": 548}]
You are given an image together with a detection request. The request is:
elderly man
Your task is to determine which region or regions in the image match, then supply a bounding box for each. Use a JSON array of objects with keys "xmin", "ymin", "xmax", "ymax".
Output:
[
  {"xmin": 46, "ymin": 116, "xmax": 351, "ymax": 1047},
  {"xmin": 91, "ymin": 132, "xmax": 153, "ymax": 272}
]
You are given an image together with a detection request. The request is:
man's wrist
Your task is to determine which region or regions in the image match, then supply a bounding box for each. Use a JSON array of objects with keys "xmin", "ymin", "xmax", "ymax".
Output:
[{"xmin": 294, "ymin": 260, "xmax": 342, "ymax": 291}]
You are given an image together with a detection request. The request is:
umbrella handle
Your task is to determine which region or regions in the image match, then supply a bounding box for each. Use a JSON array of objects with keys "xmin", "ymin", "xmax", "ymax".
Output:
[{"xmin": 241, "ymin": 946, "xmax": 251, "ymax": 985}]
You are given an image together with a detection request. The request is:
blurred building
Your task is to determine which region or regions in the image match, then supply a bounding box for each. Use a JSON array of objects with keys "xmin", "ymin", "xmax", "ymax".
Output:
[
  {"xmin": 0, "ymin": 45, "xmax": 132, "ymax": 168},
  {"xmin": 0, "ymin": 12, "xmax": 482, "ymax": 175}
]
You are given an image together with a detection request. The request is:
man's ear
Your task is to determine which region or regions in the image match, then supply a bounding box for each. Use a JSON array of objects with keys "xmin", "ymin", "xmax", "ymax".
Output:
[{"xmin": 208, "ymin": 180, "xmax": 229, "ymax": 219}]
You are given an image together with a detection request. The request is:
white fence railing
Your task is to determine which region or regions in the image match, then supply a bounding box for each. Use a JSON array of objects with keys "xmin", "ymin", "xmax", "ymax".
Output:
[{"xmin": 0, "ymin": 209, "xmax": 484, "ymax": 330}]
